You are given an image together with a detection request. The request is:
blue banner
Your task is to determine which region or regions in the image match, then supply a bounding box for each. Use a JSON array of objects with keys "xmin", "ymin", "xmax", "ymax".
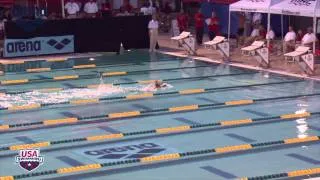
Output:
[{"xmin": 4, "ymin": 35, "xmax": 74, "ymax": 57}]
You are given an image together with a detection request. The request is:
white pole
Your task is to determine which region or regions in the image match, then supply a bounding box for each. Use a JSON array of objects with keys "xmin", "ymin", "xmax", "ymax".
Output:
[
  {"xmin": 313, "ymin": 16, "xmax": 316, "ymax": 53},
  {"xmin": 267, "ymin": 12, "xmax": 271, "ymax": 49},
  {"xmin": 61, "ymin": 0, "xmax": 65, "ymax": 18},
  {"xmin": 312, "ymin": 0, "xmax": 318, "ymax": 53},
  {"xmin": 228, "ymin": 10, "xmax": 231, "ymax": 40},
  {"xmin": 281, "ymin": 14, "xmax": 283, "ymax": 40}
]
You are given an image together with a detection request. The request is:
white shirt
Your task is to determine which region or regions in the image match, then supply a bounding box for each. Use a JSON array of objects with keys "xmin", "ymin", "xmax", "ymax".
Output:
[
  {"xmin": 140, "ymin": 6, "xmax": 155, "ymax": 15},
  {"xmin": 140, "ymin": 7, "xmax": 149, "ymax": 15},
  {"xmin": 302, "ymin": 33, "xmax": 317, "ymax": 44},
  {"xmin": 148, "ymin": 20, "xmax": 159, "ymax": 29},
  {"xmin": 253, "ymin": 13, "xmax": 262, "ymax": 23},
  {"xmin": 266, "ymin": 30, "xmax": 275, "ymax": 40},
  {"xmin": 284, "ymin": 31, "xmax": 296, "ymax": 42},
  {"xmin": 84, "ymin": 2, "xmax": 98, "ymax": 14},
  {"xmin": 251, "ymin": 29, "xmax": 260, "ymax": 37},
  {"xmin": 65, "ymin": 2, "xmax": 80, "ymax": 15}
]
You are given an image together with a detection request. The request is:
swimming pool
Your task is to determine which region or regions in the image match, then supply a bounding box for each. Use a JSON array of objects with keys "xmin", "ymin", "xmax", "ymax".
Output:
[{"xmin": 0, "ymin": 50, "xmax": 319, "ymax": 180}]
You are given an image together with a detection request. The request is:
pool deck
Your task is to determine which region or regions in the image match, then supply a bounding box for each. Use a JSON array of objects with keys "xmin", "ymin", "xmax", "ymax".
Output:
[
  {"xmin": 156, "ymin": 33, "xmax": 320, "ymax": 81},
  {"xmin": 0, "ymin": 32, "xmax": 319, "ymax": 81}
]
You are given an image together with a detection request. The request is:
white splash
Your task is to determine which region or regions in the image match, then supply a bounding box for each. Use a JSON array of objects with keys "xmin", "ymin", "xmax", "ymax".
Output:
[
  {"xmin": 0, "ymin": 83, "xmax": 173, "ymax": 108},
  {"xmin": 294, "ymin": 109, "xmax": 309, "ymax": 139}
]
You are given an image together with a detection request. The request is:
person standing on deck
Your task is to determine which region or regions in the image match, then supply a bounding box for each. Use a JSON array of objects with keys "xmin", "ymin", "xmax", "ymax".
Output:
[
  {"xmin": 148, "ymin": 14, "xmax": 159, "ymax": 52},
  {"xmin": 207, "ymin": 11, "xmax": 220, "ymax": 40},
  {"xmin": 177, "ymin": 10, "xmax": 188, "ymax": 33},
  {"xmin": 194, "ymin": 8, "xmax": 204, "ymax": 45}
]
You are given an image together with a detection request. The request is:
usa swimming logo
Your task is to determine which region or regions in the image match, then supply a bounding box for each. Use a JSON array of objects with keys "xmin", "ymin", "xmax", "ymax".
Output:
[{"xmin": 15, "ymin": 149, "xmax": 44, "ymax": 172}]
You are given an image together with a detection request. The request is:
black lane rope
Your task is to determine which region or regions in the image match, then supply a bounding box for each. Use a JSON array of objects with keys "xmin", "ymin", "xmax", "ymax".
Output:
[
  {"xmin": 1, "ymin": 136, "xmax": 319, "ymax": 180},
  {"xmin": 1, "ymin": 71, "xmax": 258, "ymax": 94},
  {"xmin": 0, "ymin": 79, "xmax": 303, "ymax": 112},
  {"xmin": 0, "ymin": 65, "xmax": 218, "ymax": 86},
  {"xmin": 1, "ymin": 92, "xmax": 319, "ymax": 132},
  {"xmin": 0, "ymin": 111, "xmax": 318, "ymax": 153}
]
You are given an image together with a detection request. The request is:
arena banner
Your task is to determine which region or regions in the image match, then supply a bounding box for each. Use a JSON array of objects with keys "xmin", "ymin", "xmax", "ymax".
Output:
[
  {"xmin": 4, "ymin": 16, "xmax": 150, "ymax": 55},
  {"xmin": 4, "ymin": 35, "xmax": 74, "ymax": 58}
]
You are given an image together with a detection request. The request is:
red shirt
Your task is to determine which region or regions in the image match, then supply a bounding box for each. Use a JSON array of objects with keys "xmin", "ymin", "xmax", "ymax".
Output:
[
  {"xmin": 296, "ymin": 33, "xmax": 304, "ymax": 42},
  {"xmin": 194, "ymin": 12, "xmax": 204, "ymax": 28},
  {"xmin": 177, "ymin": 13, "xmax": 188, "ymax": 32},
  {"xmin": 208, "ymin": 17, "xmax": 219, "ymax": 34}
]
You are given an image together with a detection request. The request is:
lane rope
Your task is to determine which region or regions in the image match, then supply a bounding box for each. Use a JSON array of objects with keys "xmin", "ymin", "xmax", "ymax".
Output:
[
  {"xmin": 2, "ymin": 56, "xmax": 190, "ymax": 75},
  {"xmin": 0, "ymin": 136, "xmax": 318, "ymax": 179},
  {"xmin": 239, "ymin": 167, "xmax": 320, "ymax": 180},
  {"xmin": 0, "ymin": 80, "xmax": 303, "ymax": 112},
  {"xmin": 0, "ymin": 65, "xmax": 216, "ymax": 86},
  {"xmin": 1, "ymin": 71, "xmax": 257, "ymax": 95},
  {"xmin": 1, "ymin": 92, "xmax": 320, "ymax": 131},
  {"xmin": 0, "ymin": 111, "xmax": 316, "ymax": 152}
]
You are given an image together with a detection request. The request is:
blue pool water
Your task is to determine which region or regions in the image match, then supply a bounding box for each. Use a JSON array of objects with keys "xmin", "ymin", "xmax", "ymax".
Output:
[{"xmin": 0, "ymin": 50, "xmax": 319, "ymax": 180}]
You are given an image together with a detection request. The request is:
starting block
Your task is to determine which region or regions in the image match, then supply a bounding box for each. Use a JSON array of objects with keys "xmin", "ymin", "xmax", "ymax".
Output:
[
  {"xmin": 241, "ymin": 41, "xmax": 269, "ymax": 67},
  {"xmin": 299, "ymin": 53, "xmax": 315, "ymax": 75},
  {"xmin": 171, "ymin": 31, "xmax": 196, "ymax": 55},
  {"xmin": 204, "ymin": 36, "xmax": 230, "ymax": 61},
  {"xmin": 255, "ymin": 47, "xmax": 269, "ymax": 67}
]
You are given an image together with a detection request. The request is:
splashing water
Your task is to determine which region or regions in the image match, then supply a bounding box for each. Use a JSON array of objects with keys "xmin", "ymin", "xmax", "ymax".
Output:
[{"xmin": 0, "ymin": 81, "xmax": 173, "ymax": 108}]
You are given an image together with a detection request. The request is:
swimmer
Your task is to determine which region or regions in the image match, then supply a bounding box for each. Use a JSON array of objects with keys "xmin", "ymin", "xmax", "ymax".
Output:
[
  {"xmin": 141, "ymin": 80, "xmax": 172, "ymax": 92},
  {"xmin": 155, "ymin": 80, "xmax": 167, "ymax": 89}
]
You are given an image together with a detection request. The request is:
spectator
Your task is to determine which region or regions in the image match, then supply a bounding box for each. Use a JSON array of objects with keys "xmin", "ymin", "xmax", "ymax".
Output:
[
  {"xmin": 301, "ymin": 27, "xmax": 318, "ymax": 48},
  {"xmin": 140, "ymin": 1, "xmax": 150, "ymax": 15},
  {"xmin": 140, "ymin": 1, "xmax": 155, "ymax": 15},
  {"xmin": 101, "ymin": 0, "xmax": 111, "ymax": 18},
  {"xmin": 148, "ymin": 14, "xmax": 159, "ymax": 52},
  {"xmin": 177, "ymin": 10, "xmax": 188, "ymax": 33},
  {"xmin": 84, "ymin": 0, "xmax": 99, "ymax": 18},
  {"xmin": 266, "ymin": 27, "xmax": 275, "ymax": 51},
  {"xmin": 283, "ymin": 26, "xmax": 296, "ymax": 53},
  {"xmin": 65, "ymin": 0, "xmax": 80, "ymax": 19},
  {"xmin": 296, "ymin": 29, "xmax": 304, "ymax": 42},
  {"xmin": 266, "ymin": 28, "xmax": 275, "ymax": 40},
  {"xmin": 194, "ymin": 9, "xmax": 204, "ymax": 45},
  {"xmin": 150, "ymin": 0, "xmax": 159, "ymax": 13},
  {"xmin": 244, "ymin": 24, "xmax": 260, "ymax": 45},
  {"xmin": 116, "ymin": 7, "xmax": 127, "ymax": 16},
  {"xmin": 207, "ymin": 11, "xmax": 220, "ymax": 40},
  {"xmin": 120, "ymin": 0, "xmax": 133, "ymax": 13}
]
